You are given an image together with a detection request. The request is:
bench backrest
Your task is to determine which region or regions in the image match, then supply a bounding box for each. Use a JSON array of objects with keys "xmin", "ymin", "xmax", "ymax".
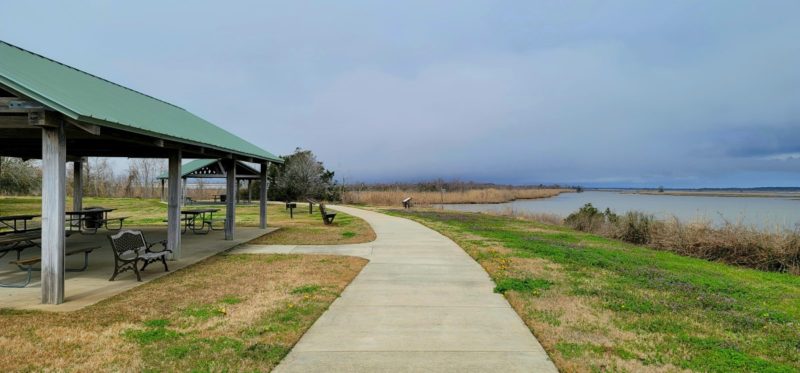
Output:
[{"xmin": 108, "ymin": 230, "xmax": 147, "ymax": 258}]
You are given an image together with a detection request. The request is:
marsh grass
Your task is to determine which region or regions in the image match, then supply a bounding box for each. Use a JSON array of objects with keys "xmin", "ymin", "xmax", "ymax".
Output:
[
  {"xmin": 388, "ymin": 208, "xmax": 800, "ymax": 373},
  {"xmin": 342, "ymin": 188, "xmax": 567, "ymax": 206},
  {"xmin": 0, "ymin": 254, "xmax": 367, "ymax": 371}
]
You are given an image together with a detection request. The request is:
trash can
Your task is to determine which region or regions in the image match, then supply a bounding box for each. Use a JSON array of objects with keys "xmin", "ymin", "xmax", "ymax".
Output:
[
  {"xmin": 83, "ymin": 207, "xmax": 104, "ymax": 229},
  {"xmin": 220, "ymin": 194, "xmax": 227, "ymax": 203}
]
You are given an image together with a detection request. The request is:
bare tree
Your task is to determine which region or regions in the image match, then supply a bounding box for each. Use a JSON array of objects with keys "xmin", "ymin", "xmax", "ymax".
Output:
[{"xmin": 129, "ymin": 158, "xmax": 166, "ymax": 198}]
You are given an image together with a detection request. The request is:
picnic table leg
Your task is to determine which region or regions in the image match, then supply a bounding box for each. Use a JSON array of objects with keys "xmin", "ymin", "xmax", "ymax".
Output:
[{"xmin": 0, "ymin": 264, "xmax": 33, "ymax": 288}]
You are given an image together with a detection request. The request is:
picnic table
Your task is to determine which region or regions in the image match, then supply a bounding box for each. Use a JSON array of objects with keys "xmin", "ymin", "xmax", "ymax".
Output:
[
  {"xmin": 180, "ymin": 208, "xmax": 222, "ymax": 234},
  {"xmin": 0, "ymin": 230, "xmax": 41, "ymax": 260},
  {"xmin": 66, "ymin": 207, "xmax": 129, "ymax": 235},
  {"xmin": 0, "ymin": 214, "xmax": 40, "ymax": 234},
  {"xmin": 0, "ymin": 229, "xmax": 90, "ymax": 288}
]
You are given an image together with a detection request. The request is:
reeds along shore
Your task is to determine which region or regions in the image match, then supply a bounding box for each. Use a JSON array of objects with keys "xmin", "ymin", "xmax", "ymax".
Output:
[
  {"xmin": 341, "ymin": 188, "xmax": 568, "ymax": 206},
  {"xmin": 499, "ymin": 206, "xmax": 800, "ymax": 275}
]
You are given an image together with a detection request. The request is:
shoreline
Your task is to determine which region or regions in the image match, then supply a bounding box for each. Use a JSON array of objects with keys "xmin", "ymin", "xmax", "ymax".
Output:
[
  {"xmin": 621, "ymin": 190, "xmax": 800, "ymax": 199},
  {"xmin": 433, "ymin": 189, "xmax": 573, "ymax": 205}
]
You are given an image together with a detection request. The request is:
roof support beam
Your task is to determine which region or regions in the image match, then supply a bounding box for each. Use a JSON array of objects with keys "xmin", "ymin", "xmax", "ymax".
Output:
[
  {"xmin": 0, "ymin": 97, "xmax": 45, "ymax": 112},
  {"xmin": 65, "ymin": 117, "xmax": 100, "ymax": 136}
]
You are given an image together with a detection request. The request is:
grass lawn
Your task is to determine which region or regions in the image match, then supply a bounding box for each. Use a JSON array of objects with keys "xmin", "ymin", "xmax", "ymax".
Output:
[
  {"xmin": 0, "ymin": 253, "xmax": 367, "ymax": 371},
  {"xmin": 0, "ymin": 196, "xmax": 376, "ymax": 245},
  {"xmin": 386, "ymin": 208, "xmax": 800, "ymax": 373}
]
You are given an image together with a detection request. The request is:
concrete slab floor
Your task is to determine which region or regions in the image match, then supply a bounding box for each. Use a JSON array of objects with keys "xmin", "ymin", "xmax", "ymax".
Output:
[{"xmin": 0, "ymin": 226, "xmax": 275, "ymax": 312}]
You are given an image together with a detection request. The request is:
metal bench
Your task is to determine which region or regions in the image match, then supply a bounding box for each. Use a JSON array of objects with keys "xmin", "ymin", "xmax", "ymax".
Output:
[
  {"xmin": 2, "ymin": 246, "xmax": 98, "ymax": 288},
  {"xmin": 108, "ymin": 230, "xmax": 171, "ymax": 281},
  {"xmin": 319, "ymin": 203, "xmax": 337, "ymax": 225}
]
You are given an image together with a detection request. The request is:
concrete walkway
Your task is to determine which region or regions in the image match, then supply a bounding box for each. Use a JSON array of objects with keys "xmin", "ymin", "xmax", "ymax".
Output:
[{"xmin": 235, "ymin": 206, "xmax": 557, "ymax": 372}]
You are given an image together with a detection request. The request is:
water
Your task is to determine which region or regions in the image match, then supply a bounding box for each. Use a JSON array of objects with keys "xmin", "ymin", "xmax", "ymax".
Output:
[{"xmin": 441, "ymin": 191, "xmax": 800, "ymax": 230}]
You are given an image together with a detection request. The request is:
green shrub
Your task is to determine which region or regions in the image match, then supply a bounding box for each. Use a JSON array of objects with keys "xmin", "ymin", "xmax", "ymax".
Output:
[{"xmin": 614, "ymin": 211, "xmax": 653, "ymax": 245}]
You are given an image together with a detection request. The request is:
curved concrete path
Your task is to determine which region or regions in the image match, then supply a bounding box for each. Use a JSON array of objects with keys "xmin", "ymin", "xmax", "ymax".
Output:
[{"xmin": 234, "ymin": 206, "xmax": 557, "ymax": 372}]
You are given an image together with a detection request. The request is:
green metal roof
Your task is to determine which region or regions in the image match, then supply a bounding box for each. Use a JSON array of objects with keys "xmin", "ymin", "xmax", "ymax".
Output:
[
  {"xmin": 0, "ymin": 40, "xmax": 282, "ymax": 163},
  {"xmin": 156, "ymin": 159, "xmax": 261, "ymax": 179}
]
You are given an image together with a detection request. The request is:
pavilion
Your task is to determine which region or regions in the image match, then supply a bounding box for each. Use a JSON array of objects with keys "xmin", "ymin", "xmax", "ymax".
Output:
[
  {"xmin": 0, "ymin": 40, "xmax": 282, "ymax": 304},
  {"xmin": 156, "ymin": 159, "xmax": 263, "ymax": 204}
]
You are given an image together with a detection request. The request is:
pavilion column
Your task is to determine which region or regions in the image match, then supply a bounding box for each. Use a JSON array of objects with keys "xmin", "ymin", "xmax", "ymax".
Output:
[
  {"xmin": 160, "ymin": 179, "xmax": 165, "ymax": 202},
  {"xmin": 259, "ymin": 163, "xmax": 268, "ymax": 229},
  {"xmin": 224, "ymin": 159, "xmax": 236, "ymax": 240},
  {"xmin": 181, "ymin": 177, "xmax": 187, "ymax": 206},
  {"xmin": 72, "ymin": 158, "xmax": 83, "ymax": 212},
  {"xmin": 247, "ymin": 179, "xmax": 252, "ymax": 204},
  {"xmin": 167, "ymin": 150, "xmax": 182, "ymax": 259},
  {"xmin": 41, "ymin": 120, "xmax": 66, "ymax": 304}
]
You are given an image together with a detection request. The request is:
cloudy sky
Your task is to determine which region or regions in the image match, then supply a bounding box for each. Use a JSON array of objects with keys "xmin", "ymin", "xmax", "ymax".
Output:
[{"xmin": 2, "ymin": 1, "xmax": 799, "ymax": 187}]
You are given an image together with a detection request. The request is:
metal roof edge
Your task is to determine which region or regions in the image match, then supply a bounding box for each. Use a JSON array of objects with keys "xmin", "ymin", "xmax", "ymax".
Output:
[
  {"xmin": 77, "ymin": 115, "xmax": 283, "ymax": 163},
  {"xmin": 0, "ymin": 75, "xmax": 81, "ymax": 120}
]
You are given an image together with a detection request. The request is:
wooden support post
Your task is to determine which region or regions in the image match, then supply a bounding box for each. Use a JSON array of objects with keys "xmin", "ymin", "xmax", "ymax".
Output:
[
  {"xmin": 225, "ymin": 159, "xmax": 236, "ymax": 240},
  {"xmin": 236, "ymin": 179, "xmax": 241, "ymax": 203},
  {"xmin": 247, "ymin": 179, "xmax": 252, "ymax": 204},
  {"xmin": 72, "ymin": 158, "xmax": 83, "ymax": 212},
  {"xmin": 181, "ymin": 177, "xmax": 187, "ymax": 206},
  {"xmin": 168, "ymin": 151, "xmax": 182, "ymax": 259},
  {"xmin": 41, "ymin": 121, "xmax": 66, "ymax": 304},
  {"xmin": 259, "ymin": 163, "xmax": 268, "ymax": 229}
]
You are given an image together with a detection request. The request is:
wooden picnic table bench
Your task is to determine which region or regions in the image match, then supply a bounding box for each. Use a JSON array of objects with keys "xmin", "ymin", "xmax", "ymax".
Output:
[
  {"xmin": 2, "ymin": 246, "xmax": 98, "ymax": 288},
  {"xmin": 0, "ymin": 230, "xmax": 41, "ymax": 260},
  {"xmin": 0, "ymin": 230, "xmax": 73, "ymax": 260},
  {"xmin": 319, "ymin": 203, "xmax": 337, "ymax": 225}
]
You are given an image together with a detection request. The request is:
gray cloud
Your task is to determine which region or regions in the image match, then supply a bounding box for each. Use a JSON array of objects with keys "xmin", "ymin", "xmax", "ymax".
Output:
[{"xmin": 2, "ymin": 1, "xmax": 800, "ymax": 187}]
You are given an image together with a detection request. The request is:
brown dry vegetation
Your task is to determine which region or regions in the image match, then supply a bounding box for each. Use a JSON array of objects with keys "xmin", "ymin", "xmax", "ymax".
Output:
[
  {"xmin": 0, "ymin": 254, "xmax": 367, "ymax": 371},
  {"xmin": 342, "ymin": 188, "xmax": 568, "ymax": 206},
  {"xmin": 559, "ymin": 205, "xmax": 800, "ymax": 274},
  {"xmin": 650, "ymin": 218, "xmax": 800, "ymax": 274}
]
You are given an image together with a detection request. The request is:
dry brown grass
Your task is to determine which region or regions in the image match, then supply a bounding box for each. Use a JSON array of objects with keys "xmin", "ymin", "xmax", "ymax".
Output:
[
  {"xmin": 649, "ymin": 218, "xmax": 800, "ymax": 274},
  {"xmin": 343, "ymin": 188, "xmax": 568, "ymax": 206},
  {"xmin": 0, "ymin": 253, "xmax": 367, "ymax": 371},
  {"xmin": 249, "ymin": 205, "xmax": 376, "ymax": 245}
]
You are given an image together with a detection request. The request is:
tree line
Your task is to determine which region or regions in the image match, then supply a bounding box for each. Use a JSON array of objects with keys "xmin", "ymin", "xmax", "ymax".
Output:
[{"xmin": 0, "ymin": 149, "xmax": 340, "ymax": 202}]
